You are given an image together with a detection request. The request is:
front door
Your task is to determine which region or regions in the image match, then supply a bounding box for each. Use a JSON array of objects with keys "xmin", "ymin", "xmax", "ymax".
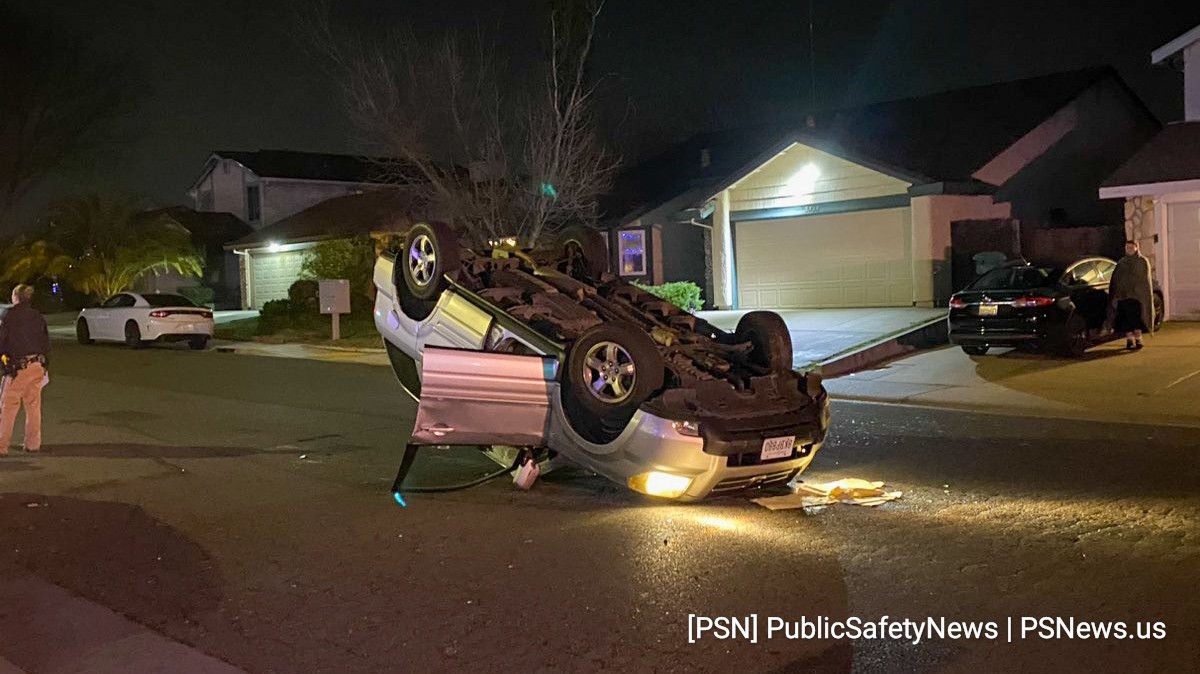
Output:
[
  {"xmin": 1167, "ymin": 201, "xmax": 1200, "ymax": 319},
  {"xmin": 410, "ymin": 347, "xmax": 554, "ymax": 447}
]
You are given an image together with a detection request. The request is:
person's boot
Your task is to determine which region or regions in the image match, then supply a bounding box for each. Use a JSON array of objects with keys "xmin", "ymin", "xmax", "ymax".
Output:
[
  {"xmin": 1134, "ymin": 340, "xmax": 1144, "ymax": 350},
  {"xmin": 1126, "ymin": 339, "xmax": 1135, "ymax": 350}
]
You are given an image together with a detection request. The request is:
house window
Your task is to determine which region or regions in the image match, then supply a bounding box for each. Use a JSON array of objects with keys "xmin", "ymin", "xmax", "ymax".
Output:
[
  {"xmin": 246, "ymin": 184, "xmax": 261, "ymax": 223},
  {"xmin": 618, "ymin": 229, "xmax": 646, "ymax": 276}
]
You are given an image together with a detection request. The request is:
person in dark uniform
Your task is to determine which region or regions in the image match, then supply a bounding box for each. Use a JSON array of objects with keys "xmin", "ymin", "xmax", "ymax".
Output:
[
  {"xmin": 1110, "ymin": 240, "xmax": 1155, "ymax": 350},
  {"xmin": 0, "ymin": 284, "xmax": 50, "ymax": 455}
]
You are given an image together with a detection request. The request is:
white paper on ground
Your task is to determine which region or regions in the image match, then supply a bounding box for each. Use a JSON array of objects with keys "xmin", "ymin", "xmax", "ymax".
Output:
[{"xmin": 753, "ymin": 477, "xmax": 903, "ymax": 510}]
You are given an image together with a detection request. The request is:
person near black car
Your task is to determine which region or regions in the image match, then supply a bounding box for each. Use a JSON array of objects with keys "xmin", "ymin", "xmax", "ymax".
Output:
[{"xmin": 1110, "ymin": 240, "xmax": 1155, "ymax": 350}]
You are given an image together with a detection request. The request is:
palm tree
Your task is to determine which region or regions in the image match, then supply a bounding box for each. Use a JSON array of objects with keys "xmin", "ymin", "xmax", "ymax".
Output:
[{"xmin": 2, "ymin": 195, "xmax": 203, "ymax": 299}]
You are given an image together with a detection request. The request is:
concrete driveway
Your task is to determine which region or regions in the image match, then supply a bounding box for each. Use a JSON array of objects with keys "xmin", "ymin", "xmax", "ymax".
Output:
[
  {"xmin": 698, "ymin": 308, "xmax": 944, "ymax": 370},
  {"xmin": 827, "ymin": 322, "xmax": 1200, "ymax": 428}
]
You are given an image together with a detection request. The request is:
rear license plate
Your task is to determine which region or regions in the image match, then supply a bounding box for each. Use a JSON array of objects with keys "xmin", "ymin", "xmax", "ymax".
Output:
[
  {"xmin": 978, "ymin": 303, "xmax": 998, "ymax": 316},
  {"xmin": 760, "ymin": 436, "xmax": 795, "ymax": 461}
]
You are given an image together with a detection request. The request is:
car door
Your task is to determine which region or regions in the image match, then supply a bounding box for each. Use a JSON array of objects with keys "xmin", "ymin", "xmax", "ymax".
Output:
[
  {"xmin": 1061, "ymin": 261, "xmax": 1108, "ymax": 329},
  {"xmin": 89, "ymin": 294, "xmax": 125, "ymax": 340},
  {"xmin": 410, "ymin": 346, "xmax": 555, "ymax": 447}
]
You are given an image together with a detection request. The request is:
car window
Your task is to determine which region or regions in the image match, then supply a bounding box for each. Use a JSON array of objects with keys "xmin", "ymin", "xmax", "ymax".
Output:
[
  {"xmin": 100, "ymin": 295, "xmax": 126, "ymax": 308},
  {"xmin": 1094, "ymin": 259, "xmax": 1116, "ymax": 282},
  {"xmin": 969, "ymin": 267, "xmax": 1052, "ymax": 291},
  {"xmin": 142, "ymin": 294, "xmax": 196, "ymax": 308},
  {"xmin": 1063, "ymin": 261, "xmax": 1100, "ymax": 287}
]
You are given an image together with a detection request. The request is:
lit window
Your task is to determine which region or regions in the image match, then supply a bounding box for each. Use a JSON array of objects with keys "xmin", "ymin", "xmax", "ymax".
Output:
[
  {"xmin": 246, "ymin": 185, "xmax": 261, "ymax": 222},
  {"xmin": 619, "ymin": 229, "xmax": 646, "ymax": 276}
]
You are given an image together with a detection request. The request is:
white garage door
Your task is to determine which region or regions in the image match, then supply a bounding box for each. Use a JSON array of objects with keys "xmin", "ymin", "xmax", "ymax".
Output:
[
  {"xmin": 250, "ymin": 251, "xmax": 305, "ymax": 309},
  {"xmin": 735, "ymin": 208, "xmax": 913, "ymax": 309},
  {"xmin": 1167, "ymin": 201, "xmax": 1200, "ymax": 320}
]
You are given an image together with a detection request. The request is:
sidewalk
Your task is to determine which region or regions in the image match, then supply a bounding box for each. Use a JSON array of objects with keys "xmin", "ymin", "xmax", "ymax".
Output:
[
  {"xmin": 0, "ymin": 573, "xmax": 246, "ymax": 674},
  {"xmin": 212, "ymin": 339, "xmax": 388, "ymax": 366},
  {"xmin": 826, "ymin": 322, "xmax": 1200, "ymax": 428}
]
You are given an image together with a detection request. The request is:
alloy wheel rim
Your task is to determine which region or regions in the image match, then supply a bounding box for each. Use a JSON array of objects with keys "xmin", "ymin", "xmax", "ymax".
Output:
[
  {"xmin": 408, "ymin": 233, "xmax": 437, "ymax": 287},
  {"xmin": 583, "ymin": 341, "xmax": 636, "ymax": 404}
]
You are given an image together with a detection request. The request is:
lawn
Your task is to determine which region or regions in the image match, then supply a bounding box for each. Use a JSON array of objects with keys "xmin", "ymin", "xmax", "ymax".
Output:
[{"xmin": 215, "ymin": 313, "xmax": 383, "ymax": 350}]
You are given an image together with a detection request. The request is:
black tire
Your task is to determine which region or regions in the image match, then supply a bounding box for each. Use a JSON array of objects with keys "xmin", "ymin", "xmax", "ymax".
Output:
[
  {"xmin": 188, "ymin": 336, "xmax": 209, "ymax": 351},
  {"xmin": 1056, "ymin": 313, "xmax": 1088, "ymax": 358},
  {"xmin": 1153, "ymin": 290, "xmax": 1164, "ymax": 331},
  {"xmin": 558, "ymin": 225, "xmax": 609, "ymax": 281},
  {"xmin": 562, "ymin": 322, "xmax": 665, "ymax": 444},
  {"xmin": 961, "ymin": 345, "xmax": 989, "ymax": 356},
  {"xmin": 76, "ymin": 319, "xmax": 93, "ymax": 345},
  {"xmin": 735, "ymin": 311, "xmax": 793, "ymax": 372},
  {"xmin": 124, "ymin": 321, "xmax": 145, "ymax": 349},
  {"xmin": 396, "ymin": 222, "xmax": 461, "ymax": 320}
]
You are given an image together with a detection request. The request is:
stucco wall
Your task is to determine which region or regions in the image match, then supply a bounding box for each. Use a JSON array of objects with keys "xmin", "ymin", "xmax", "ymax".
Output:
[
  {"xmin": 194, "ymin": 158, "xmax": 254, "ymax": 221},
  {"xmin": 1186, "ymin": 42, "xmax": 1200, "ymax": 122},
  {"xmin": 911, "ymin": 195, "xmax": 1012, "ymax": 305},
  {"xmin": 259, "ymin": 180, "xmax": 373, "ymax": 226}
]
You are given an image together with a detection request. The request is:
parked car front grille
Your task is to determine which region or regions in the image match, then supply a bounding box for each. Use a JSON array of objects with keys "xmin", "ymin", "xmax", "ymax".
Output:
[{"xmin": 709, "ymin": 468, "xmax": 798, "ymax": 495}]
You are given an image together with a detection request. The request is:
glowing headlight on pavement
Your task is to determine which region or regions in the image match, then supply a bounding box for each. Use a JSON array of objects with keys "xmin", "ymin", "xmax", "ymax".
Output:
[{"xmin": 628, "ymin": 471, "xmax": 692, "ymax": 499}]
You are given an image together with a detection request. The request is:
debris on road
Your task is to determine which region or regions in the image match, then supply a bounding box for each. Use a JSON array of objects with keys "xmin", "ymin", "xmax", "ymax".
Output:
[{"xmin": 752, "ymin": 478, "xmax": 902, "ymax": 510}]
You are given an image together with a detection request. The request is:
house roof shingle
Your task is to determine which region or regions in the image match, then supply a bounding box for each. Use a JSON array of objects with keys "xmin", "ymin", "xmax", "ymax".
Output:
[
  {"xmin": 603, "ymin": 67, "xmax": 1141, "ymax": 225},
  {"xmin": 141, "ymin": 206, "xmax": 253, "ymax": 248},
  {"xmin": 229, "ymin": 189, "xmax": 421, "ymax": 249},
  {"xmin": 1100, "ymin": 121, "xmax": 1200, "ymax": 190}
]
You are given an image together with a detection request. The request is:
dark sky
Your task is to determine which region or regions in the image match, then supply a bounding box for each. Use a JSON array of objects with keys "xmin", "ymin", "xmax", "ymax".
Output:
[{"xmin": 7, "ymin": 0, "xmax": 1200, "ymax": 224}]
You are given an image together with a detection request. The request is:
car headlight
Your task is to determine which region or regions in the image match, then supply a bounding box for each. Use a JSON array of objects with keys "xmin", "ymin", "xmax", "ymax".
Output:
[
  {"xmin": 628, "ymin": 471, "xmax": 693, "ymax": 499},
  {"xmin": 671, "ymin": 419, "xmax": 701, "ymax": 437}
]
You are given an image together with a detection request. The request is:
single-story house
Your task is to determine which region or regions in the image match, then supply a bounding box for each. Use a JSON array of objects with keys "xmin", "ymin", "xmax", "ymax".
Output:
[
  {"xmin": 601, "ymin": 67, "xmax": 1160, "ymax": 310},
  {"xmin": 135, "ymin": 207, "xmax": 252, "ymax": 309},
  {"xmin": 226, "ymin": 189, "xmax": 421, "ymax": 309},
  {"xmin": 1100, "ymin": 24, "xmax": 1200, "ymax": 321}
]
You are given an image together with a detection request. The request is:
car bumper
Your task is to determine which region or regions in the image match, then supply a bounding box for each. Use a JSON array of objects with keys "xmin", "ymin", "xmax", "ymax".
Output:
[
  {"xmin": 143, "ymin": 319, "xmax": 214, "ymax": 341},
  {"xmin": 548, "ymin": 392, "xmax": 830, "ymax": 501},
  {"xmin": 948, "ymin": 316, "xmax": 1047, "ymax": 345}
]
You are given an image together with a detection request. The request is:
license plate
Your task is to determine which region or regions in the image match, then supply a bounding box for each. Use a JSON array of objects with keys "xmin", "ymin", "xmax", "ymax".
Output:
[
  {"xmin": 760, "ymin": 436, "xmax": 795, "ymax": 461},
  {"xmin": 978, "ymin": 304, "xmax": 998, "ymax": 316}
]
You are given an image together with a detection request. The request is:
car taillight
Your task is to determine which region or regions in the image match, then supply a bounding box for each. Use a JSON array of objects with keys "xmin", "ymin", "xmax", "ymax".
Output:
[
  {"xmin": 948, "ymin": 296, "xmax": 967, "ymax": 310},
  {"xmin": 1013, "ymin": 296, "xmax": 1054, "ymax": 308},
  {"xmin": 149, "ymin": 310, "xmax": 169, "ymax": 317}
]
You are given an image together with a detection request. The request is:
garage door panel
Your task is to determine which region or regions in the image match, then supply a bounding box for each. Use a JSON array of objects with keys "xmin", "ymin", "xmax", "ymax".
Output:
[
  {"xmin": 735, "ymin": 208, "xmax": 912, "ymax": 309},
  {"xmin": 251, "ymin": 251, "xmax": 305, "ymax": 309}
]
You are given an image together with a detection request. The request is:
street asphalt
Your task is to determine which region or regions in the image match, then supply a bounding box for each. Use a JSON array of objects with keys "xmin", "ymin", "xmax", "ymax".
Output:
[{"xmin": 1, "ymin": 341, "xmax": 1198, "ymax": 673}]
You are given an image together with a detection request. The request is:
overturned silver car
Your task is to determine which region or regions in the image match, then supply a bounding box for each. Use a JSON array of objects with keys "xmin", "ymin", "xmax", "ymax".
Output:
[{"xmin": 373, "ymin": 221, "xmax": 831, "ymax": 500}]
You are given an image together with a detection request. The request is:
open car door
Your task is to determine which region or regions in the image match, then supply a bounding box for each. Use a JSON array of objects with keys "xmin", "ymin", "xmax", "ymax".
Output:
[{"xmin": 410, "ymin": 346, "xmax": 555, "ymax": 447}]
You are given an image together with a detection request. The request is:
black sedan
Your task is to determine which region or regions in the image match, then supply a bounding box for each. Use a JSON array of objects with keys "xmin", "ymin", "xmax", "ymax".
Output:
[{"xmin": 948, "ymin": 257, "xmax": 1164, "ymax": 357}]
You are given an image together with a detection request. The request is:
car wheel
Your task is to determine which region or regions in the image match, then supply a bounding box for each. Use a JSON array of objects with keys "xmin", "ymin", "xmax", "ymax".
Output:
[
  {"xmin": 397, "ymin": 221, "xmax": 460, "ymax": 320},
  {"xmin": 558, "ymin": 225, "xmax": 609, "ymax": 281},
  {"xmin": 562, "ymin": 322, "xmax": 665, "ymax": 444},
  {"xmin": 1153, "ymin": 290, "xmax": 1164, "ymax": 331},
  {"xmin": 961, "ymin": 345, "xmax": 989, "ymax": 356},
  {"xmin": 188, "ymin": 336, "xmax": 209, "ymax": 350},
  {"xmin": 124, "ymin": 321, "xmax": 145, "ymax": 349},
  {"xmin": 76, "ymin": 319, "xmax": 93, "ymax": 345},
  {"xmin": 735, "ymin": 311, "xmax": 793, "ymax": 372},
  {"xmin": 1056, "ymin": 314, "xmax": 1088, "ymax": 358}
]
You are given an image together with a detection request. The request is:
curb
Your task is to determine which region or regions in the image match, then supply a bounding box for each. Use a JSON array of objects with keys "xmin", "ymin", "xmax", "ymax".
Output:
[{"xmin": 819, "ymin": 316, "xmax": 948, "ymax": 377}]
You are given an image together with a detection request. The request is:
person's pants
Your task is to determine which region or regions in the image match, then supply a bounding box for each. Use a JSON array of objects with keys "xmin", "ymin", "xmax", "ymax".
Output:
[{"xmin": 0, "ymin": 363, "xmax": 45, "ymax": 451}]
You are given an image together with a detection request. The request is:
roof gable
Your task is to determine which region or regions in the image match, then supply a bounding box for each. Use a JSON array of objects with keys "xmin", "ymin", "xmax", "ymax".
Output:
[
  {"xmin": 214, "ymin": 150, "xmax": 391, "ymax": 184},
  {"xmin": 229, "ymin": 189, "xmax": 421, "ymax": 249}
]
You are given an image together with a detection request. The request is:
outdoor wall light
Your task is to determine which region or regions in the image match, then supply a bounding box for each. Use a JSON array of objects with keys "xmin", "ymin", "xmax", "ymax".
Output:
[
  {"xmin": 267, "ymin": 242, "xmax": 282, "ymax": 253},
  {"xmin": 788, "ymin": 163, "xmax": 821, "ymax": 194}
]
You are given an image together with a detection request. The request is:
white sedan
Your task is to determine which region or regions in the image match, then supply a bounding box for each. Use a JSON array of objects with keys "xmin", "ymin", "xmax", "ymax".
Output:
[{"xmin": 76, "ymin": 292, "xmax": 214, "ymax": 349}]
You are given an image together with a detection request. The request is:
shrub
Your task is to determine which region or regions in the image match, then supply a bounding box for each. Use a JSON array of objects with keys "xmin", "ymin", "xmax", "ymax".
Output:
[
  {"xmin": 287, "ymin": 279, "xmax": 320, "ymax": 315},
  {"xmin": 633, "ymin": 281, "xmax": 704, "ymax": 312},
  {"xmin": 258, "ymin": 298, "xmax": 292, "ymax": 332},
  {"xmin": 300, "ymin": 236, "xmax": 376, "ymax": 307},
  {"xmin": 179, "ymin": 286, "xmax": 215, "ymax": 308}
]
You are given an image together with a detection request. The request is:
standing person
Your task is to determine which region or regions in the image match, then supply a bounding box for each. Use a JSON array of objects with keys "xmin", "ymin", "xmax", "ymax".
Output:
[
  {"xmin": 1110, "ymin": 240, "xmax": 1155, "ymax": 350},
  {"xmin": 0, "ymin": 284, "xmax": 50, "ymax": 455}
]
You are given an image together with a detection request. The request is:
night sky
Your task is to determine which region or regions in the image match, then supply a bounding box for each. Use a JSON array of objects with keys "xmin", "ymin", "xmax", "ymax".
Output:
[{"xmin": 6, "ymin": 0, "xmax": 1200, "ymax": 224}]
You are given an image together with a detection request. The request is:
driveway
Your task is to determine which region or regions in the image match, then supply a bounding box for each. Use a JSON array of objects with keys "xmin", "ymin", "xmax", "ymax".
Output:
[
  {"xmin": 826, "ymin": 322, "xmax": 1200, "ymax": 428},
  {"xmin": 699, "ymin": 308, "xmax": 944, "ymax": 370}
]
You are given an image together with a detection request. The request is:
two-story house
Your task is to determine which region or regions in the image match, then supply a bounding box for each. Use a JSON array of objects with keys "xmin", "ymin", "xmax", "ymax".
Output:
[
  {"xmin": 1101, "ymin": 25, "xmax": 1200, "ymax": 321},
  {"xmin": 187, "ymin": 150, "xmax": 403, "ymax": 309}
]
